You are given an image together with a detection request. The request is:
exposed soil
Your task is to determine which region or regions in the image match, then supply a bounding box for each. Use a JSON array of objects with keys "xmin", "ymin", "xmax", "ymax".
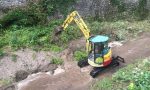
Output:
[
  {"xmin": 0, "ymin": 49, "xmax": 58, "ymax": 80},
  {"xmin": 1, "ymin": 33, "xmax": 150, "ymax": 90}
]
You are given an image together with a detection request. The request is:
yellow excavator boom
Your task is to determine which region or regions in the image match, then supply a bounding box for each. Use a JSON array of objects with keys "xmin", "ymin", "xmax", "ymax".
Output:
[
  {"xmin": 62, "ymin": 11, "xmax": 90, "ymax": 40},
  {"xmin": 61, "ymin": 11, "xmax": 91, "ymax": 52}
]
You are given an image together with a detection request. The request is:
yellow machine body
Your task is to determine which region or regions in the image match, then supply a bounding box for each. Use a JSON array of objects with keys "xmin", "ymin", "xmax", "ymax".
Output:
[{"xmin": 88, "ymin": 49, "xmax": 112, "ymax": 67}]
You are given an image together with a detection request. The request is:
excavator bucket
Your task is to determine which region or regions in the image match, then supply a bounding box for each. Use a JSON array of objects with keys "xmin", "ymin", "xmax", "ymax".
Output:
[
  {"xmin": 54, "ymin": 26, "xmax": 63, "ymax": 35},
  {"xmin": 51, "ymin": 26, "xmax": 64, "ymax": 43}
]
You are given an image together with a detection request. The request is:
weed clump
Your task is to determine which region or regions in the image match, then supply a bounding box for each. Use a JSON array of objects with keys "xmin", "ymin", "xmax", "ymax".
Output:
[
  {"xmin": 51, "ymin": 57, "xmax": 63, "ymax": 65},
  {"xmin": 74, "ymin": 50, "xmax": 87, "ymax": 61}
]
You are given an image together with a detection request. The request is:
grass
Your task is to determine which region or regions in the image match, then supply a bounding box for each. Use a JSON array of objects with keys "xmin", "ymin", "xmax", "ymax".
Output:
[
  {"xmin": 0, "ymin": 79, "xmax": 13, "ymax": 87},
  {"xmin": 91, "ymin": 58, "xmax": 150, "ymax": 90},
  {"xmin": 0, "ymin": 18, "xmax": 150, "ymax": 52},
  {"xmin": 0, "ymin": 19, "xmax": 82, "ymax": 52},
  {"xmin": 32, "ymin": 53, "xmax": 36, "ymax": 60},
  {"xmin": 0, "ymin": 50, "xmax": 5, "ymax": 58},
  {"xmin": 73, "ymin": 50, "xmax": 87, "ymax": 61},
  {"xmin": 89, "ymin": 20, "xmax": 150, "ymax": 41},
  {"xmin": 51, "ymin": 57, "xmax": 63, "ymax": 65},
  {"xmin": 42, "ymin": 45, "xmax": 64, "ymax": 52},
  {"xmin": 11, "ymin": 54, "xmax": 17, "ymax": 62}
]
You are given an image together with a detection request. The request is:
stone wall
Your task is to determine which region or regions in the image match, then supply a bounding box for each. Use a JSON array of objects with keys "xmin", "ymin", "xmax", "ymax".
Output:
[
  {"xmin": 0, "ymin": 0, "xmax": 26, "ymax": 10},
  {"xmin": 0, "ymin": 0, "xmax": 27, "ymax": 18},
  {"xmin": 0, "ymin": 0, "xmax": 149, "ymax": 18},
  {"xmin": 74, "ymin": 0, "xmax": 114, "ymax": 18},
  {"xmin": 74, "ymin": 0, "xmax": 149, "ymax": 17}
]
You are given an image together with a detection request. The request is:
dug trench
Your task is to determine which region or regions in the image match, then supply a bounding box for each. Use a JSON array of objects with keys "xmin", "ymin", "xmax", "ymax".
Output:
[{"xmin": 1, "ymin": 32, "xmax": 150, "ymax": 90}]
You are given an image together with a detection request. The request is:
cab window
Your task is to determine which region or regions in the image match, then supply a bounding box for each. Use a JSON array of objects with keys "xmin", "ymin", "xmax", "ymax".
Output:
[{"xmin": 94, "ymin": 43, "xmax": 104, "ymax": 54}]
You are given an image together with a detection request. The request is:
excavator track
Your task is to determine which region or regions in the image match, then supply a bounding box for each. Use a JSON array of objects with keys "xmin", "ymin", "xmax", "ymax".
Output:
[
  {"xmin": 90, "ymin": 56, "xmax": 125, "ymax": 78},
  {"xmin": 78, "ymin": 59, "xmax": 89, "ymax": 68}
]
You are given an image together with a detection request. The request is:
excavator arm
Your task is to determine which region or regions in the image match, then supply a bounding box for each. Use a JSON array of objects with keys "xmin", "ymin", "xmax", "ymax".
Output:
[
  {"xmin": 55, "ymin": 11, "xmax": 91, "ymax": 52},
  {"xmin": 62, "ymin": 11, "xmax": 90, "ymax": 40}
]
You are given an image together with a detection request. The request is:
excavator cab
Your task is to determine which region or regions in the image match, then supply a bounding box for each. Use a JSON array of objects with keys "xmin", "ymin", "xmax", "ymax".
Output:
[{"xmin": 88, "ymin": 35, "xmax": 111, "ymax": 67}]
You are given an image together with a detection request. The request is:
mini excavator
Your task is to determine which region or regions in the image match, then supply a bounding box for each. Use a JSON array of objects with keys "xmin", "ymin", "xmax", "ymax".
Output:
[{"xmin": 54, "ymin": 11, "xmax": 125, "ymax": 78}]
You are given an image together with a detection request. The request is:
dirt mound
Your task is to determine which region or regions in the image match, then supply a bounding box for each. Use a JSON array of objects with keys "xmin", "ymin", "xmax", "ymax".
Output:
[{"xmin": 0, "ymin": 49, "xmax": 58, "ymax": 80}]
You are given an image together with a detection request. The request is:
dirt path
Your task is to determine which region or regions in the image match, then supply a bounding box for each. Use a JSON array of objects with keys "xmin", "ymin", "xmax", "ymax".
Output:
[
  {"xmin": 17, "ymin": 38, "xmax": 93, "ymax": 90},
  {"xmin": 17, "ymin": 33, "xmax": 150, "ymax": 90}
]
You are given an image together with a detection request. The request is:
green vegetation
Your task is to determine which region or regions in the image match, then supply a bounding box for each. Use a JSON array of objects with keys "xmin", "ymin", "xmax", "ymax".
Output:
[
  {"xmin": 0, "ymin": 79, "xmax": 13, "ymax": 86},
  {"xmin": 0, "ymin": 0, "xmax": 149, "ymax": 52},
  {"xmin": 32, "ymin": 53, "xmax": 36, "ymax": 60},
  {"xmin": 11, "ymin": 54, "xmax": 17, "ymax": 62},
  {"xmin": 109, "ymin": 0, "xmax": 149, "ymax": 20},
  {"xmin": 0, "ymin": 0, "xmax": 76, "ymax": 29},
  {"xmin": 40, "ymin": 0, "xmax": 76, "ymax": 15},
  {"xmin": 0, "ymin": 5, "xmax": 46, "ymax": 29},
  {"xmin": 74, "ymin": 50, "xmax": 87, "ymax": 61},
  {"xmin": 48, "ymin": 45, "xmax": 63, "ymax": 52},
  {"xmin": 89, "ymin": 20, "xmax": 149, "ymax": 41},
  {"xmin": 92, "ymin": 58, "xmax": 150, "ymax": 90},
  {"xmin": 0, "ymin": 19, "xmax": 149, "ymax": 52},
  {"xmin": 0, "ymin": 20, "xmax": 82, "ymax": 51},
  {"xmin": 51, "ymin": 57, "xmax": 63, "ymax": 65},
  {"xmin": 0, "ymin": 50, "xmax": 5, "ymax": 57},
  {"xmin": 110, "ymin": 0, "xmax": 126, "ymax": 12}
]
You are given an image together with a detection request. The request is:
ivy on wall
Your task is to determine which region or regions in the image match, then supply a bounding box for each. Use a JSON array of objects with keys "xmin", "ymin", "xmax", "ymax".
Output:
[
  {"xmin": 0, "ymin": 0, "xmax": 76, "ymax": 28},
  {"xmin": 110, "ymin": 0, "xmax": 126, "ymax": 12},
  {"xmin": 136, "ymin": 0, "xmax": 148, "ymax": 20},
  {"xmin": 40, "ymin": 0, "xmax": 76, "ymax": 16}
]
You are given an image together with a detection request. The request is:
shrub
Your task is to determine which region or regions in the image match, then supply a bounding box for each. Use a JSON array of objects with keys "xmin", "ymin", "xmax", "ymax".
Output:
[
  {"xmin": 0, "ymin": 79, "xmax": 13, "ymax": 86},
  {"xmin": 110, "ymin": 0, "xmax": 149, "ymax": 20},
  {"xmin": 0, "ymin": 0, "xmax": 77, "ymax": 29},
  {"xmin": 0, "ymin": 37, "xmax": 6, "ymax": 48},
  {"xmin": 0, "ymin": 8, "xmax": 46, "ymax": 28},
  {"xmin": 113, "ymin": 58, "xmax": 150, "ymax": 90},
  {"xmin": 0, "ymin": 0, "xmax": 48, "ymax": 29},
  {"xmin": 0, "ymin": 19, "xmax": 71, "ymax": 50},
  {"xmin": 11, "ymin": 54, "xmax": 17, "ymax": 62},
  {"xmin": 110, "ymin": 0, "xmax": 126, "ymax": 13},
  {"xmin": 92, "ymin": 78, "xmax": 113, "ymax": 90},
  {"xmin": 134, "ymin": 0, "xmax": 149, "ymax": 20},
  {"xmin": 59, "ymin": 26, "xmax": 82, "ymax": 44},
  {"xmin": 0, "ymin": 50, "xmax": 5, "ymax": 57},
  {"xmin": 51, "ymin": 57, "xmax": 63, "ymax": 65},
  {"xmin": 40, "ymin": 0, "xmax": 76, "ymax": 15},
  {"xmin": 74, "ymin": 50, "xmax": 87, "ymax": 61},
  {"xmin": 49, "ymin": 45, "xmax": 63, "ymax": 52}
]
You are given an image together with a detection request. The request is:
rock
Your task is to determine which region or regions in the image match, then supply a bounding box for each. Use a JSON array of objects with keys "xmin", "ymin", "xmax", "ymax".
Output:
[
  {"xmin": 1, "ymin": 84, "xmax": 16, "ymax": 90},
  {"xmin": 38, "ymin": 63, "xmax": 57, "ymax": 73},
  {"xmin": 53, "ymin": 66, "xmax": 65, "ymax": 75},
  {"xmin": 15, "ymin": 70, "xmax": 29, "ymax": 82},
  {"xmin": 0, "ymin": 49, "xmax": 58, "ymax": 82},
  {"xmin": 74, "ymin": 0, "xmax": 150, "ymax": 17},
  {"xmin": 32, "ymin": 63, "xmax": 57, "ymax": 74},
  {"xmin": 109, "ymin": 41, "xmax": 123, "ymax": 48},
  {"xmin": 0, "ymin": 0, "xmax": 27, "ymax": 10}
]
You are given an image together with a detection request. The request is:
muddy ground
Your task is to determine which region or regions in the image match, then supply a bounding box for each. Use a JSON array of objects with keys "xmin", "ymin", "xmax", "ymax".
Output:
[{"xmin": 1, "ymin": 32, "xmax": 150, "ymax": 90}]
